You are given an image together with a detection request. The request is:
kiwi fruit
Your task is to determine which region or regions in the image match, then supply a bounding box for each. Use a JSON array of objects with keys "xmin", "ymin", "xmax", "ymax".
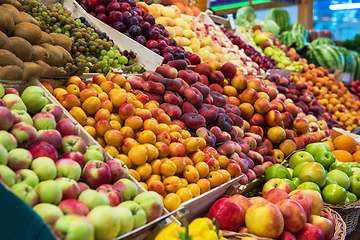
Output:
[
  {"xmin": 0, "ymin": 49, "xmax": 24, "ymax": 68},
  {"xmin": 13, "ymin": 22, "xmax": 42, "ymax": 45},
  {"xmin": 0, "ymin": 31, "xmax": 9, "ymax": 49},
  {"xmin": 41, "ymin": 43, "xmax": 65, "ymax": 67},
  {"xmin": 20, "ymin": 12, "xmax": 39, "ymax": 26},
  {"xmin": 49, "ymin": 33, "xmax": 72, "ymax": 52},
  {"xmin": 40, "ymin": 32, "xmax": 54, "ymax": 45},
  {"xmin": 0, "ymin": 4, "xmax": 28, "ymax": 25},
  {"xmin": 22, "ymin": 62, "xmax": 42, "ymax": 80},
  {"xmin": 0, "ymin": 0, "xmax": 21, "ymax": 10},
  {"xmin": 54, "ymin": 45, "xmax": 72, "ymax": 62},
  {"xmin": 4, "ymin": 36, "xmax": 33, "ymax": 62},
  {"xmin": 0, "ymin": 8, "xmax": 15, "ymax": 36},
  {"xmin": 35, "ymin": 60, "xmax": 50, "ymax": 68},
  {"xmin": 41, "ymin": 66, "xmax": 61, "ymax": 79},
  {"xmin": 0, "ymin": 65, "xmax": 23, "ymax": 80},
  {"xmin": 32, "ymin": 45, "xmax": 49, "ymax": 62}
]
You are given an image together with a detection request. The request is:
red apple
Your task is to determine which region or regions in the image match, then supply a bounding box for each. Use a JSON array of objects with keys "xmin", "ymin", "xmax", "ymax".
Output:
[
  {"xmin": 263, "ymin": 188, "xmax": 289, "ymax": 204},
  {"xmin": 276, "ymin": 199, "xmax": 307, "ymax": 233},
  {"xmin": 96, "ymin": 184, "xmax": 123, "ymax": 207},
  {"xmin": 208, "ymin": 198, "xmax": 244, "ymax": 231},
  {"xmin": 82, "ymin": 160, "xmax": 111, "ymax": 189}
]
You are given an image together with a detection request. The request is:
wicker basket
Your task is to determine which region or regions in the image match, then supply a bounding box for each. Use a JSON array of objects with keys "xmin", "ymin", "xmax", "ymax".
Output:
[
  {"xmin": 0, "ymin": 79, "xmax": 30, "ymax": 93},
  {"xmin": 324, "ymin": 201, "xmax": 360, "ymax": 235},
  {"xmin": 221, "ymin": 206, "xmax": 346, "ymax": 240}
]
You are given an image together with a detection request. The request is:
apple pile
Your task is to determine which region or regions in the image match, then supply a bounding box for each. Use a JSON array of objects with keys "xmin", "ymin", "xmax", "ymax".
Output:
[
  {"xmin": 209, "ymin": 180, "xmax": 336, "ymax": 240},
  {"xmin": 0, "ymin": 84, "xmax": 165, "ymax": 239},
  {"xmin": 265, "ymin": 141, "xmax": 360, "ymax": 206}
]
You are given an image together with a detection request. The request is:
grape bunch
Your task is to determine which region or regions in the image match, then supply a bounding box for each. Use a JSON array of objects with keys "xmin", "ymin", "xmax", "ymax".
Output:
[{"xmin": 19, "ymin": 0, "xmax": 144, "ymax": 74}]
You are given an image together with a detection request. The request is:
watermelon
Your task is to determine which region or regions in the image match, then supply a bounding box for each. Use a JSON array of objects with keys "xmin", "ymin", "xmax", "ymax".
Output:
[
  {"xmin": 265, "ymin": 8, "xmax": 291, "ymax": 34},
  {"xmin": 306, "ymin": 44, "xmax": 345, "ymax": 70},
  {"xmin": 336, "ymin": 46, "xmax": 354, "ymax": 73},
  {"xmin": 291, "ymin": 23, "xmax": 307, "ymax": 37},
  {"xmin": 350, "ymin": 50, "xmax": 360, "ymax": 80},
  {"xmin": 278, "ymin": 30, "xmax": 307, "ymax": 50},
  {"xmin": 310, "ymin": 37, "xmax": 335, "ymax": 47}
]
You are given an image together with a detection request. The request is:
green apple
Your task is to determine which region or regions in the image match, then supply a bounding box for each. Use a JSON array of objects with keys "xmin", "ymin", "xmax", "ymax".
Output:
[
  {"xmin": 33, "ymin": 203, "xmax": 64, "ymax": 227},
  {"xmin": 114, "ymin": 178, "xmax": 138, "ymax": 201},
  {"xmin": 287, "ymin": 168, "xmax": 293, "ymax": 178},
  {"xmin": 264, "ymin": 164, "xmax": 291, "ymax": 181},
  {"xmin": 305, "ymin": 143, "xmax": 327, "ymax": 157},
  {"xmin": 352, "ymin": 167, "xmax": 360, "ymax": 176},
  {"xmin": 292, "ymin": 177, "xmax": 300, "ymax": 188},
  {"xmin": 78, "ymin": 189, "xmax": 109, "ymax": 210},
  {"xmin": 31, "ymin": 157, "xmax": 57, "ymax": 181},
  {"xmin": 54, "ymin": 215, "xmax": 95, "ymax": 240},
  {"xmin": 119, "ymin": 201, "xmax": 146, "ymax": 229},
  {"xmin": 293, "ymin": 162, "xmax": 308, "ymax": 178},
  {"xmin": 0, "ymin": 130, "xmax": 18, "ymax": 151},
  {"xmin": 11, "ymin": 182, "xmax": 38, "ymax": 207},
  {"xmin": 84, "ymin": 145, "xmax": 104, "ymax": 163},
  {"xmin": 349, "ymin": 174, "xmax": 360, "ymax": 198},
  {"xmin": 347, "ymin": 191, "xmax": 357, "ymax": 203},
  {"xmin": 3, "ymin": 94, "xmax": 27, "ymax": 111},
  {"xmin": 0, "ymin": 143, "xmax": 7, "ymax": 165},
  {"xmin": 0, "ymin": 84, "xmax": 4, "ymax": 98},
  {"xmin": 284, "ymin": 179, "xmax": 296, "ymax": 191},
  {"xmin": 322, "ymin": 184, "xmax": 347, "ymax": 205},
  {"xmin": 0, "ymin": 165, "xmax": 16, "ymax": 187},
  {"xmin": 21, "ymin": 86, "xmax": 48, "ymax": 115},
  {"xmin": 327, "ymin": 170, "xmax": 350, "ymax": 190},
  {"xmin": 313, "ymin": 151, "xmax": 335, "ymax": 170},
  {"xmin": 319, "ymin": 142, "xmax": 332, "ymax": 152},
  {"xmin": 329, "ymin": 161, "xmax": 352, "ymax": 177},
  {"xmin": 134, "ymin": 191, "xmax": 164, "ymax": 222},
  {"xmin": 7, "ymin": 148, "xmax": 33, "ymax": 171},
  {"xmin": 297, "ymin": 182, "xmax": 321, "ymax": 194},
  {"xmin": 113, "ymin": 205, "xmax": 134, "ymax": 236},
  {"xmin": 289, "ymin": 151, "xmax": 315, "ymax": 169},
  {"xmin": 35, "ymin": 180, "xmax": 63, "ymax": 205},
  {"xmin": 348, "ymin": 162, "xmax": 360, "ymax": 169},
  {"xmin": 323, "ymin": 176, "xmax": 338, "ymax": 188},
  {"xmin": 87, "ymin": 205, "xmax": 120, "ymax": 240},
  {"xmin": 298, "ymin": 162, "xmax": 326, "ymax": 188},
  {"xmin": 11, "ymin": 110, "xmax": 33, "ymax": 125},
  {"xmin": 15, "ymin": 169, "xmax": 39, "ymax": 187}
]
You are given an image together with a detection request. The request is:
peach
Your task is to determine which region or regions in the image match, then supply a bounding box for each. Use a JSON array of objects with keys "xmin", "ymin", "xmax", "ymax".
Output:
[
  {"xmin": 250, "ymin": 126, "xmax": 264, "ymax": 138},
  {"xmin": 225, "ymin": 104, "xmax": 241, "ymax": 116},
  {"xmin": 267, "ymin": 126, "xmax": 286, "ymax": 144},
  {"xmin": 178, "ymin": 70, "xmax": 199, "ymax": 85},
  {"xmin": 121, "ymin": 138, "xmax": 139, "ymax": 155},
  {"xmin": 249, "ymin": 113, "xmax": 266, "ymax": 127},
  {"xmin": 194, "ymin": 62, "xmax": 211, "ymax": 77},
  {"xmin": 210, "ymin": 126, "xmax": 231, "ymax": 143},
  {"xmin": 155, "ymin": 142, "xmax": 170, "ymax": 157},
  {"xmin": 292, "ymin": 118, "xmax": 309, "ymax": 135},
  {"xmin": 183, "ymin": 165, "xmax": 200, "ymax": 184},
  {"xmin": 184, "ymin": 87, "xmax": 203, "ymax": 107},
  {"xmin": 126, "ymin": 75, "xmax": 145, "ymax": 90},
  {"xmin": 209, "ymin": 70, "xmax": 225, "ymax": 85},
  {"xmin": 163, "ymin": 176, "xmax": 183, "ymax": 193},
  {"xmin": 239, "ymin": 103, "xmax": 254, "ymax": 120},
  {"xmin": 197, "ymin": 104, "xmax": 219, "ymax": 123},
  {"xmin": 148, "ymin": 180, "xmax": 165, "ymax": 195},
  {"xmin": 58, "ymin": 94, "xmax": 81, "ymax": 111},
  {"xmin": 142, "ymin": 71, "xmax": 163, "ymax": 82},
  {"xmin": 163, "ymin": 90, "xmax": 183, "ymax": 107},
  {"xmin": 159, "ymin": 103, "xmax": 182, "ymax": 120},
  {"xmin": 247, "ymin": 150, "xmax": 264, "ymax": 165},
  {"xmin": 191, "ymin": 82, "xmax": 210, "ymax": 99},
  {"xmin": 210, "ymin": 91, "xmax": 226, "ymax": 108},
  {"xmin": 209, "ymin": 83, "xmax": 223, "ymax": 94},
  {"xmin": 254, "ymin": 98, "xmax": 271, "ymax": 114},
  {"xmin": 231, "ymin": 74, "xmax": 247, "ymax": 92},
  {"xmin": 120, "ymin": 126, "xmax": 134, "ymax": 139},
  {"xmin": 169, "ymin": 142, "xmax": 186, "ymax": 157},
  {"xmin": 282, "ymin": 112, "xmax": 294, "ymax": 128},
  {"xmin": 144, "ymin": 92, "xmax": 163, "ymax": 104},
  {"xmin": 221, "ymin": 62, "xmax": 237, "ymax": 79},
  {"xmin": 279, "ymin": 139, "xmax": 296, "ymax": 156},
  {"xmin": 247, "ymin": 79, "xmax": 263, "ymax": 92},
  {"xmin": 216, "ymin": 113, "xmax": 234, "ymax": 132},
  {"xmin": 160, "ymin": 78, "xmax": 182, "ymax": 91},
  {"xmin": 80, "ymin": 88, "xmax": 98, "ymax": 102},
  {"xmin": 180, "ymin": 113, "xmax": 206, "ymax": 129},
  {"xmin": 182, "ymin": 102, "xmax": 198, "ymax": 114},
  {"xmin": 95, "ymin": 119, "xmax": 112, "ymax": 137},
  {"xmin": 143, "ymin": 81, "xmax": 165, "ymax": 95},
  {"xmin": 167, "ymin": 59, "xmax": 188, "ymax": 71},
  {"xmin": 156, "ymin": 65, "xmax": 178, "ymax": 79},
  {"xmin": 240, "ymin": 88, "xmax": 258, "ymax": 104}
]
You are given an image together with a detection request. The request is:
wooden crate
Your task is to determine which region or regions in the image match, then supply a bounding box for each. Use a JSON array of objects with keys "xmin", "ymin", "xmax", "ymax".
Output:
[{"xmin": 41, "ymin": 0, "xmax": 164, "ymax": 72}]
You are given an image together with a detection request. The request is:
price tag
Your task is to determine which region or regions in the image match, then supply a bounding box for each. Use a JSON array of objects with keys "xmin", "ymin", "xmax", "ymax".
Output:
[{"xmin": 227, "ymin": 14, "xmax": 236, "ymax": 30}]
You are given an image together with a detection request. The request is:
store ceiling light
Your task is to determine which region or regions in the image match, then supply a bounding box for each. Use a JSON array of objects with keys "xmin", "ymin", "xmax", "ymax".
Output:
[{"xmin": 329, "ymin": 2, "xmax": 360, "ymax": 10}]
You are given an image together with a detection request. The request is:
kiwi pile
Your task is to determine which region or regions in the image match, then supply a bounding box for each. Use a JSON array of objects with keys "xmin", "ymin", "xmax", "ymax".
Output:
[{"xmin": 0, "ymin": 1, "xmax": 73, "ymax": 80}]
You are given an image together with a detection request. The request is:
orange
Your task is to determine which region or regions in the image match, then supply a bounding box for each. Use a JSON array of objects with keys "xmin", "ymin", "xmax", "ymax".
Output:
[
  {"xmin": 332, "ymin": 150, "xmax": 354, "ymax": 162},
  {"xmin": 352, "ymin": 151, "xmax": 360, "ymax": 164},
  {"xmin": 333, "ymin": 135, "xmax": 357, "ymax": 154}
]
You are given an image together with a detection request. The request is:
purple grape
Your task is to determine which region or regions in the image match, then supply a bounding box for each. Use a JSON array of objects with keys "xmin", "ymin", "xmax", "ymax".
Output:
[
  {"xmin": 129, "ymin": 9, "xmax": 138, "ymax": 16},
  {"xmin": 174, "ymin": 53, "xmax": 185, "ymax": 60},
  {"xmin": 95, "ymin": 4, "xmax": 106, "ymax": 13},
  {"xmin": 123, "ymin": 32, "xmax": 131, "ymax": 38},
  {"xmin": 169, "ymin": 38, "xmax": 177, "ymax": 46},
  {"xmin": 160, "ymin": 46, "xmax": 174, "ymax": 55},
  {"xmin": 99, "ymin": 0, "xmax": 109, "ymax": 5},
  {"xmin": 139, "ymin": 21, "xmax": 150, "ymax": 33},
  {"xmin": 108, "ymin": 11, "xmax": 123, "ymax": 24},
  {"xmin": 107, "ymin": 0, "xmax": 120, "ymax": 12},
  {"xmin": 125, "ymin": 17, "xmax": 139, "ymax": 28},
  {"xmin": 184, "ymin": 51, "xmax": 192, "ymax": 58},
  {"xmin": 134, "ymin": 35, "xmax": 147, "ymax": 46},
  {"xmin": 119, "ymin": 2, "xmax": 131, "ymax": 11},
  {"xmin": 113, "ymin": 21, "xmax": 126, "ymax": 32},
  {"xmin": 157, "ymin": 39, "xmax": 167, "ymax": 49},
  {"xmin": 150, "ymin": 48, "xmax": 161, "ymax": 55},
  {"xmin": 127, "ymin": 0, "xmax": 136, "ymax": 7},
  {"xmin": 129, "ymin": 25, "xmax": 141, "ymax": 37},
  {"xmin": 122, "ymin": 11, "xmax": 132, "ymax": 22},
  {"xmin": 162, "ymin": 52, "xmax": 174, "ymax": 63},
  {"xmin": 143, "ymin": 14, "xmax": 155, "ymax": 26},
  {"xmin": 97, "ymin": 12, "xmax": 108, "ymax": 23}
]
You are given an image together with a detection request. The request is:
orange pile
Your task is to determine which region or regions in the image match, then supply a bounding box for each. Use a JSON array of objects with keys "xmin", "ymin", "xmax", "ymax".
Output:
[
  {"xmin": 158, "ymin": 0, "xmax": 201, "ymax": 16},
  {"xmin": 324, "ymin": 135, "xmax": 360, "ymax": 163}
]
